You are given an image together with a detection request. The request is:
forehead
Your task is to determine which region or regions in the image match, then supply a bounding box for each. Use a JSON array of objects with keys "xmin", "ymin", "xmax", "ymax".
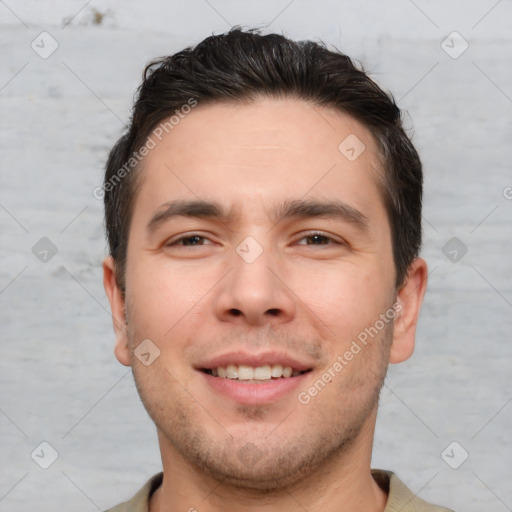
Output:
[{"xmin": 132, "ymin": 97, "xmax": 388, "ymax": 228}]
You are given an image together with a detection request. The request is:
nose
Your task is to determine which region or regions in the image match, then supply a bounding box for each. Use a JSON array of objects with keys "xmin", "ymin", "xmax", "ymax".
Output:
[{"xmin": 213, "ymin": 241, "xmax": 296, "ymax": 327}]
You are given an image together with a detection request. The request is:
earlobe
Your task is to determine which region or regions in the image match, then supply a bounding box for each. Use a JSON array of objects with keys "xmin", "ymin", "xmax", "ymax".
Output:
[
  {"xmin": 389, "ymin": 258, "xmax": 428, "ymax": 364},
  {"xmin": 103, "ymin": 256, "xmax": 131, "ymax": 367}
]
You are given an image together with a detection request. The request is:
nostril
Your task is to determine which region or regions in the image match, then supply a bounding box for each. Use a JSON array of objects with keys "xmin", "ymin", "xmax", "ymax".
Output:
[
  {"xmin": 229, "ymin": 309, "xmax": 242, "ymax": 316},
  {"xmin": 267, "ymin": 308, "xmax": 280, "ymax": 316}
]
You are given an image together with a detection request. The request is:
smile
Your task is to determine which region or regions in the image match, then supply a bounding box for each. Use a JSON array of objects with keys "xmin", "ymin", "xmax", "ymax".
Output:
[{"xmin": 202, "ymin": 364, "xmax": 310, "ymax": 382}]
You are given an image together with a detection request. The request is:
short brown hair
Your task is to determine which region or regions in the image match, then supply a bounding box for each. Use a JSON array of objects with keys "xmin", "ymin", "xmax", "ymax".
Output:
[{"xmin": 104, "ymin": 28, "xmax": 422, "ymax": 293}]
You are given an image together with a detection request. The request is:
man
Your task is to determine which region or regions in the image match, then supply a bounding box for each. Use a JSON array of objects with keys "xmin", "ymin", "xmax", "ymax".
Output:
[{"xmin": 102, "ymin": 28, "xmax": 453, "ymax": 512}]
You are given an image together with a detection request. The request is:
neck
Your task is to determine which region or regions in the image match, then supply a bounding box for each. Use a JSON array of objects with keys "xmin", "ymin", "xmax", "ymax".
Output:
[{"xmin": 149, "ymin": 412, "xmax": 387, "ymax": 512}]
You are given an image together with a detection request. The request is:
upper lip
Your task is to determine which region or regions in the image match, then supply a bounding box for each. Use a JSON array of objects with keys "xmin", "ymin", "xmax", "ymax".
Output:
[{"xmin": 196, "ymin": 351, "xmax": 314, "ymax": 372}]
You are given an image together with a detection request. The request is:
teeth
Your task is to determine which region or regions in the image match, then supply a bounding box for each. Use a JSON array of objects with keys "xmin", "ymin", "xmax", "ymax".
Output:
[
  {"xmin": 238, "ymin": 365, "xmax": 254, "ymax": 380},
  {"xmin": 226, "ymin": 364, "xmax": 238, "ymax": 379},
  {"xmin": 271, "ymin": 364, "xmax": 283, "ymax": 377},
  {"xmin": 254, "ymin": 365, "xmax": 271, "ymax": 380},
  {"xmin": 212, "ymin": 364, "xmax": 299, "ymax": 380}
]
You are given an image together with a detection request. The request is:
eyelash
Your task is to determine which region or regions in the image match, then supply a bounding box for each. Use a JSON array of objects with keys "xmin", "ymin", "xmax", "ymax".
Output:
[
  {"xmin": 167, "ymin": 234, "xmax": 213, "ymax": 247},
  {"xmin": 295, "ymin": 232, "xmax": 342, "ymax": 246},
  {"xmin": 166, "ymin": 232, "xmax": 343, "ymax": 247}
]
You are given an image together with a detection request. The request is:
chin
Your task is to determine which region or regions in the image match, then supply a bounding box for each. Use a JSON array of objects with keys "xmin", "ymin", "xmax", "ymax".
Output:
[{"xmin": 169, "ymin": 429, "xmax": 359, "ymax": 493}]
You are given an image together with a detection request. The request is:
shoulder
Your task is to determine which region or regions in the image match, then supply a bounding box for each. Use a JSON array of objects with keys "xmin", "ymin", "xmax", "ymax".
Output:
[
  {"xmin": 372, "ymin": 469, "xmax": 455, "ymax": 512},
  {"xmin": 104, "ymin": 473, "xmax": 163, "ymax": 512}
]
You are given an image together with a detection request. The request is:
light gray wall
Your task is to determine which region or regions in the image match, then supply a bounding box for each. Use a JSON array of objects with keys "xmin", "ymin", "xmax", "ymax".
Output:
[{"xmin": 1, "ymin": 1, "xmax": 511, "ymax": 510}]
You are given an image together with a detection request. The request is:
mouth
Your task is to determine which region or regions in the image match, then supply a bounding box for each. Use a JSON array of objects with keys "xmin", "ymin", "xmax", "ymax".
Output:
[
  {"xmin": 201, "ymin": 364, "xmax": 311, "ymax": 383},
  {"xmin": 196, "ymin": 353, "xmax": 314, "ymax": 404}
]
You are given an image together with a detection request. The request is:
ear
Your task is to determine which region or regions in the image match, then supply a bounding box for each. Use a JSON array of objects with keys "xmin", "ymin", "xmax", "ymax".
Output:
[
  {"xmin": 103, "ymin": 256, "xmax": 131, "ymax": 366},
  {"xmin": 389, "ymin": 257, "xmax": 428, "ymax": 364}
]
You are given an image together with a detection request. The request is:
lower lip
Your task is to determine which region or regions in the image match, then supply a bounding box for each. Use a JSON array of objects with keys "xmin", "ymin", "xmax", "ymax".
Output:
[{"xmin": 199, "ymin": 371, "xmax": 310, "ymax": 405}]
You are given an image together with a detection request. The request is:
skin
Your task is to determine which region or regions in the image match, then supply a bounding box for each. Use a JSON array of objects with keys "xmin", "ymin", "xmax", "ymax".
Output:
[{"xmin": 104, "ymin": 97, "xmax": 428, "ymax": 512}]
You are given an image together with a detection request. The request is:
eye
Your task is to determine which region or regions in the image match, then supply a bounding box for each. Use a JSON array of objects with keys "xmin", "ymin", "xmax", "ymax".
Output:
[
  {"xmin": 166, "ymin": 234, "xmax": 213, "ymax": 247},
  {"xmin": 295, "ymin": 232, "xmax": 342, "ymax": 246}
]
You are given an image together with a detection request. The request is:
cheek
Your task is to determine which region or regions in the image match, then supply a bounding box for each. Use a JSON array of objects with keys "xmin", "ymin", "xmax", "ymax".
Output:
[
  {"xmin": 291, "ymin": 264, "xmax": 388, "ymax": 333},
  {"xmin": 125, "ymin": 256, "xmax": 222, "ymax": 348}
]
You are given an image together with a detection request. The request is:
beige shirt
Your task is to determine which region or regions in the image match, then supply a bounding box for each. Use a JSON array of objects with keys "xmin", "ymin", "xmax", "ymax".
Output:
[{"xmin": 105, "ymin": 470, "xmax": 454, "ymax": 511}]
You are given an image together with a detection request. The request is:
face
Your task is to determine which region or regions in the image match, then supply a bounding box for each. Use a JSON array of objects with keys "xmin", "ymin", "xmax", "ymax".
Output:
[{"xmin": 104, "ymin": 97, "xmax": 427, "ymax": 490}]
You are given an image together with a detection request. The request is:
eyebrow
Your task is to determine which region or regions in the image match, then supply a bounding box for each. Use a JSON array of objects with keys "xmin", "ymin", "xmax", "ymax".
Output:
[
  {"xmin": 146, "ymin": 198, "xmax": 369, "ymax": 233},
  {"xmin": 272, "ymin": 199, "xmax": 369, "ymax": 231},
  {"xmin": 146, "ymin": 200, "xmax": 234, "ymax": 233}
]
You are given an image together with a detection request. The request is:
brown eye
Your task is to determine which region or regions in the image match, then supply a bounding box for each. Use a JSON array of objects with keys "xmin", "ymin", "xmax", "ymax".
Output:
[
  {"xmin": 296, "ymin": 232, "xmax": 341, "ymax": 246},
  {"xmin": 304, "ymin": 234, "xmax": 331, "ymax": 245},
  {"xmin": 179, "ymin": 235, "xmax": 205, "ymax": 246},
  {"xmin": 167, "ymin": 234, "xmax": 213, "ymax": 247}
]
